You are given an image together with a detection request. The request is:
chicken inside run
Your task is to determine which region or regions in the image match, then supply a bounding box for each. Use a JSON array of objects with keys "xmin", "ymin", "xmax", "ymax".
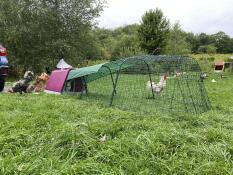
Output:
[{"xmin": 80, "ymin": 55, "xmax": 212, "ymax": 116}]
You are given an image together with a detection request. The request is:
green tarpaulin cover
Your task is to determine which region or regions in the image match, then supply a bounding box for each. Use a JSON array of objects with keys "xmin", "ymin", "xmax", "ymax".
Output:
[
  {"xmin": 67, "ymin": 61, "xmax": 132, "ymax": 82},
  {"xmin": 67, "ymin": 63, "xmax": 106, "ymax": 81}
]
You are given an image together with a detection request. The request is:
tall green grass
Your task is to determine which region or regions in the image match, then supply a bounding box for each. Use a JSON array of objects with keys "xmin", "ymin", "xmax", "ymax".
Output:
[{"xmin": 0, "ymin": 69, "xmax": 233, "ymax": 174}]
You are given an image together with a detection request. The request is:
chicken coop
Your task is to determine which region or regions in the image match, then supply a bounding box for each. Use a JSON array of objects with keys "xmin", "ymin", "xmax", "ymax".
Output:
[{"xmin": 69, "ymin": 55, "xmax": 211, "ymax": 115}]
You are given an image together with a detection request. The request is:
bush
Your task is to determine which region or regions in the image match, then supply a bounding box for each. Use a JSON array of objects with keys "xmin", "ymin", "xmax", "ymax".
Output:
[
  {"xmin": 111, "ymin": 35, "xmax": 146, "ymax": 60},
  {"xmin": 198, "ymin": 45, "xmax": 217, "ymax": 54},
  {"xmin": 207, "ymin": 56, "xmax": 215, "ymax": 62},
  {"xmin": 207, "ymin": 45, "xmax": 217, "ymax": 54}
]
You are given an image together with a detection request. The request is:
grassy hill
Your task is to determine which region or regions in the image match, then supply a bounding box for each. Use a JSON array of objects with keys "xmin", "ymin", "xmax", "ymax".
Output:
[{"xmin": 0, "ymin": 73, "xmax": 233, "ymax": 174}]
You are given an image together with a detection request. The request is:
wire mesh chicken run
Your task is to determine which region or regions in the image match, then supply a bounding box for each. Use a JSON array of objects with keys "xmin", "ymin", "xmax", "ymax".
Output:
[{"xmin": 82, "ymin": 55, "xmax": 211, "ymax": 115}]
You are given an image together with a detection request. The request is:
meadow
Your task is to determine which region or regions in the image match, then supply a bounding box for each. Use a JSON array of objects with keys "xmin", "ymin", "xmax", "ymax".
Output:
[{"xmin": 0, "ymin": 57, "xmax": 233, "ymax": 174}]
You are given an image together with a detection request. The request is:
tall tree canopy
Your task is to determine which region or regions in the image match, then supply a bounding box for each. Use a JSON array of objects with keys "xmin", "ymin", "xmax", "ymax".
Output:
[
  {"xmin": 138, "ymin": 9, "xmax": 170, "ymax": 55},
  {"xmin": 166, "ymin": 22, "xmax": 190, "ymax": 55},
  {"xmin": 212, "ymin": 31, "xmax": 232, "ymax": 53},
  {"xmin": 94, "ymin": 24, "xmax": 144, "ymax": 60},
  {"xmin": 0, "ymin": 0, "xmax": 105, "ymax": 73}
]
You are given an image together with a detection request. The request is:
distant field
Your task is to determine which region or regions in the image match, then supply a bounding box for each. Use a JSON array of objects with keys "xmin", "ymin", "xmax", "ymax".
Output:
[
  {"xmin": 190, "ymin": 54, "xmax": 233, "ymax": 72},
  {"xmin": 191, "ymin": 53, "xmax": 233, "ymax": 61}
]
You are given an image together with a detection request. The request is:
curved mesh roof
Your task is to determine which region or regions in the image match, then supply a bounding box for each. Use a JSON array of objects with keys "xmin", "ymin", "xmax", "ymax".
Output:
[{"xmin": 67, "ymin": 55, "xmax": 201, "ymax": 83}]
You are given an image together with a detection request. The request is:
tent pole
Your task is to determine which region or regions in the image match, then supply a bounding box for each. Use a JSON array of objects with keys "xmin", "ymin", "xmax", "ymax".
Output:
[
  {"xmin": 103, "ymin": 65, "xmax": 116, "ymax": 94},
  {"xmin": 145, "ymin": 63, "xmax": 155, "ymax": 99},
  {"xmin": 109, "ymin": 70, "xmax": 120, "ymax": 106},
  {"xmin": 73, "ymin": 80, "xmax": 75, "ymax": 92},
  {"xmin": 177, "ymin": 79, "xmax": 188, "ymax": 113},
  {"xmin": 185, "ymin": 78, "xmax": 197, "ymax": 114}
]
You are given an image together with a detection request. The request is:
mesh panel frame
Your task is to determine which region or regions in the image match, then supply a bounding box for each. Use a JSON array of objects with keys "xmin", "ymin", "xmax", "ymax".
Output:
[{"xmin": 77, "ymin": 55, "xmax": 212, "ymax": 115}]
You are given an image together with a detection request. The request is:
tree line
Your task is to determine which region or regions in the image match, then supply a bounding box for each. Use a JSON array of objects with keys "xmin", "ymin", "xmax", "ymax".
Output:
[
  {"xmin": 96, "ymin": 9, "xmax": 233, "ymax": 61},
  {"xmin": 0, "ymin": 2, "xmax": 232, "ymax": 75}
]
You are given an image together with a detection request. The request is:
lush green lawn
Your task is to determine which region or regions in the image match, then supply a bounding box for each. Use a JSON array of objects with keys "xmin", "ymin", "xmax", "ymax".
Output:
[{"xmin": 0, "ymin": 73, "xmax": 233, "ymax": 174}]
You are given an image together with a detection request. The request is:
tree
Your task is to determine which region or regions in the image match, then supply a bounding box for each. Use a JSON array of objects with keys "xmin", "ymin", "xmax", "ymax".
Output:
[
  {"xmin": 230, "ymin": 38, "xmax": 233, "ymax": 53},
  {"xmin": 198, "ymin": 33, "xmax": 213, "ymax": 46},
  {"xmin": 165, "ymin": 22, "xmax": 191, "ymax": 55},
  {"xmin": 206, "ymin": 45, "xmax": 217, "ymax": 54},
  {"xmin": 0, "ymin": 0, "xmax": 105, "ymax": 73},
  {"xmin": 197, "ymin": 46, "xmax": 206, "ymax": 53},
  {"xmin": 138, "ymin": 9, "xmax": 170, "ymax": 55},
  {"xmin": 112, "ymin": 34, "xmax": 145, "ymax": 60},
  {"xmin": 185, "ymin": 32, "xmax": 200, "ymax": 53},
  {"xmin": 212, "ymin": 31, "xmax": 232, "ymax": 53},
  {"xmin": 94, "ymin": 28, "xmax": 118, "ymax": 60},
  {"xmin": 113, "ymin": 24, "xmax": 140, "ymax": 37},
  {"xmin": 94, "ymin": 24, "xmax": 142, "ymax": 60}
]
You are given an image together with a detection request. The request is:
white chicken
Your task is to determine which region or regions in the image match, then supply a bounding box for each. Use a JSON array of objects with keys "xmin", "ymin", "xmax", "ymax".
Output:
[{"xmin": 146, "ymin": 74, "xmax": 167, "ymax": 94}]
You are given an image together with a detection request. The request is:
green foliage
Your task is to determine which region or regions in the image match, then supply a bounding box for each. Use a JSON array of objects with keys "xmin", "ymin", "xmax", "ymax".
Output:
[
  {"xmin": 198, "ymin": 45, "xmax": 208, "ymax": 53},
  {"xmin": 113, "ymin": 24, "xmax": 140, "ymax": 36},
  {"xmin": 0, "ymin": 0, "xmax": 105, "ymax": 73},
  {"xmin": 111, "ymin": 35, "xmax": 145, "ymax": 60},
  {"xmin": 207, "ymin": 45, "xmax": 217, "ymax": 54},
  {"xmin": 165, "ymin": 22, "xmax": 191, "ymax": 55},
  {"xmin": 212, "ymin": 32, "xmax": 232, "ymax": 53},
  {"xmin": 138, "ymin": 9, "xmax": 170, "ymax": 55},
  {"xmin": 198, "ymin": 33, "xmax": 214, "ymax": 45},
  {"xmin": 198, "ymin": 45, "xmax": 217, "ymax": 54},
  {"xmin": 186, "ymin": 31, "xmax": 233, "ymax": 54},
  {"xmin": 94, "ymin": 24, "xmax": 144, "ymax": 60},
  {"xmin": 94, "ymin": 28, "xmax": 118, "ymax": 59},
  {"xmin": 185, "ymin": 33, "xmax": 200, "ymax": 53}
]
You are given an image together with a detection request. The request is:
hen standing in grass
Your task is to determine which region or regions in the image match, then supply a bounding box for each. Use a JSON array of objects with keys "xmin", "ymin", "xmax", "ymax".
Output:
[{"xmin": 146, "ymin": 74, "xmax": 167, "ymax": 94}]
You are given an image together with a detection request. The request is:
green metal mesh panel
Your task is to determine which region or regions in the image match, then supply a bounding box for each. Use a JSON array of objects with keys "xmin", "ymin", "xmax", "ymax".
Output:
[{"xmin": 79, "ymin": 55, "xmax": 211, "ymax": 115}]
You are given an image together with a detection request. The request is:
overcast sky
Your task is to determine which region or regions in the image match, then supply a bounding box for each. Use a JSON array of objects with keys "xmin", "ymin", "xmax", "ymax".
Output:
[{"xmin": 98, "ymin": 0, "xmax": 233, "ymax": 36}]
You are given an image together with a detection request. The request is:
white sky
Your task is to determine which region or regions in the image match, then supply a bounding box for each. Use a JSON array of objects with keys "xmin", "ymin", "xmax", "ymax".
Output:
[{"xmin": 98, "ymin": 0, "xmax": 233, "ymax": 36}]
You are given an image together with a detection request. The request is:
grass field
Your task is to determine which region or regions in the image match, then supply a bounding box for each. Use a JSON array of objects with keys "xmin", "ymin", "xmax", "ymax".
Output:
[{"xmin": 0, "ymin": 70, "xmax": 233, "ymax": 174}]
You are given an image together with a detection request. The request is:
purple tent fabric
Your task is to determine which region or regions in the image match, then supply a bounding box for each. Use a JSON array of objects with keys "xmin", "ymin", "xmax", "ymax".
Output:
[{"xmin": 45, "ymin": 69, "xmax": 70, "ymax": 94}]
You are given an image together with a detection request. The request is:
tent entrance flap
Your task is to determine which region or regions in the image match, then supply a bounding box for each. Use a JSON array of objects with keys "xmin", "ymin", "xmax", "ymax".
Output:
[{"xmin": 64, "ymin": 77, "xmax": 87, "ymax": 93}]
